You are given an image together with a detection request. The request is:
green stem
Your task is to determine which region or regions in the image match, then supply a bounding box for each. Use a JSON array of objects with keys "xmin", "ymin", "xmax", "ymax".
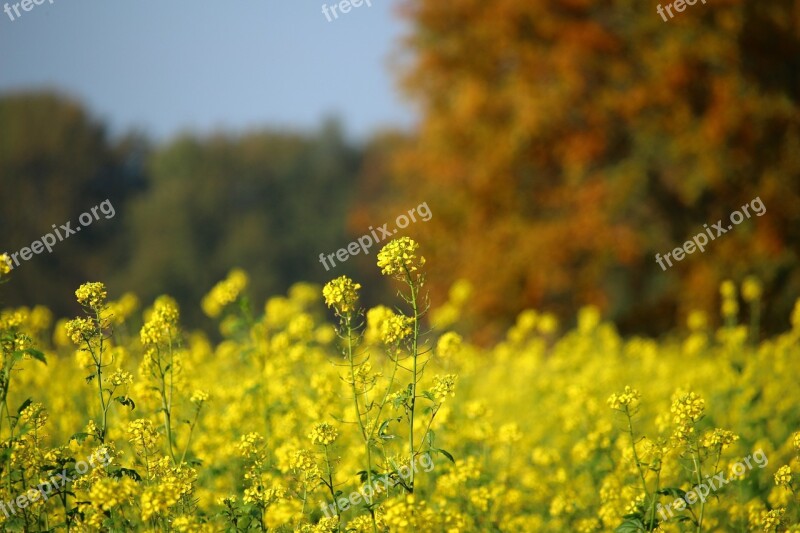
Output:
[
  {"xmin": 323, "ymin": 445, "xmax": 341, "ymax": 523},
  {"xmin": 693, "ymin": 445, "xmax": 705, "ymax": 533},
  {"xmin": 343, "ymin": 314, "xmax": 378, "ymax": 533},
  {"xmin": 179, "ymin": 405, "xmax": 202, "ymax": 464},
  {"xmin": 624, "ymin": 408, "xmax": 650, "ymax": 529},
  {"xmin": 405, "ymin": 270, "xmax": 420, "ymax": 495}
]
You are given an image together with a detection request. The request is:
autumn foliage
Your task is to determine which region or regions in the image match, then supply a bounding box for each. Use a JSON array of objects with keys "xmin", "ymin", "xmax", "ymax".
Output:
[{"xmin": 353, "ymin": 0, "xmax": 800, "ymax": 340}]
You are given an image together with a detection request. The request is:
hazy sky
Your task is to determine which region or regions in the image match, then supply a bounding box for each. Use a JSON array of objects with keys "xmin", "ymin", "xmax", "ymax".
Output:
[{"xmin": 0, "ymin": 0, "xmax": 415, "ymax": 141}]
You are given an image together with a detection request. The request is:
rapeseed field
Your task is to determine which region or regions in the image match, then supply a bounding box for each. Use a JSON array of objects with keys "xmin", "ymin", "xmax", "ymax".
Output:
[{"xmin": 0, "ymin": 238, "xmax": 798, "ymax": 532}]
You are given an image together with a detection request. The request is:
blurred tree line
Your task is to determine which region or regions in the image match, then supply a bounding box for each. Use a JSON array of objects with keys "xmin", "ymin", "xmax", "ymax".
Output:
[
  {"xmin": 1, "ymin": 0, "xmax": 799, "ymax": 340},
  {"xmin": 0, "ymin": 93, "xmax": 363, "ymax": 327}
]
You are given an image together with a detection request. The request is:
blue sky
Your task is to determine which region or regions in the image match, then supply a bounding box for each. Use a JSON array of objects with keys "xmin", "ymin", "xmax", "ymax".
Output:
[{"xmin": 0, "ymin": 0, "xmax": 415, "ymax": 141}]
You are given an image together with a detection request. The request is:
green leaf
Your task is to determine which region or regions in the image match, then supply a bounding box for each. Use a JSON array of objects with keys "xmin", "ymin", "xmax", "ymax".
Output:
[
  {"xmin": 426, "ymin": 430, "xmax": 436, "ymax": 447},
  {"xmin": 109, "ymin": 467, "xmax": 142, "ymax": 482},
  {"xmin": 113, "ymin": 396, "xmax": 136, "ymax": 410},
  {"xmin": 85, "ymin": 374, "xmax": 96, "ymax": 384},
  {"xmin": 436, "ymin": 448, "xmax": 455, "ymax": 464},
  {"xmin": 69, "ymin": 432, "xmax": 91, "ymax": 444},
  {"xmin": 24, "ymin": 348, "xmax": 46, "ymax": 364},
  {"xmin": 16, "ymin": 397, "xmax": 32, "ymax": 415},
  {"xmin": 657, "ymin": 487, "xmax": 687, "ymax": 499},
  {"xmin": 614, "ymin": 517, "xmax": 646, "ymax": 533}
]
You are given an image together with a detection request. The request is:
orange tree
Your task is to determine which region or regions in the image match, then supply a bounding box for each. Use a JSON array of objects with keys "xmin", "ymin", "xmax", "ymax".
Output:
[{"xmin": 354, "ymin": 0, "xmax": 800, "ymax": 340}]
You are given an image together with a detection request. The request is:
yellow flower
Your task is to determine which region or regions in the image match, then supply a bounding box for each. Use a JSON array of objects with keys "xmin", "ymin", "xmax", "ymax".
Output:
[
  {"xmin": 0, "ymin": 253, "xmax": 12, "ymax": 276},
  {"xmin": 760, "ymin": 508, "xmax": 785, "ymax": 531},
  {"xmin": 289, "ymin": 449, "xmax": 319, "ymax": 477},
  {"xmin": 702, "ymin": 428, "xmax": 739, "ymax": 450},
  {"xmin": 322, "ymin": 276, "xmax": 361, "ymax": 315},
  {"xmin": 687, "ymin": 310, "xmax": 708, "ymax": 331},
  {"xmin": 377, "ymin": 237, "xmax": 426, "ymax": 279},
  {"xmin": 190, "ymin": 389, "xmax": 209, "ymax": 405},
  {"xmin": 366, "ymin": 305, "xmax": 412, "ymax": 345},
  {"xmin": 109, "ymin": 369, "xmax": 134, "ymax": 387},
  {"xmin": 201, "ymin": 268, "xmax": 249, "ymax": 318},
  {"xmin": 141, "ymin": 483, "xmax": 181, "ymax": 521},
  {"xmin": 436, "ymin": 332, "xmax": 463, "ymax": 359},
  {"xmin": 308, "ymin": 423, "xmax": 338, "ymax": 446},
  {"xmin": 720, "ymin": 280, "xmax": 737, "ymax": 299},
  {"xmin": 75, "ymin": 282, "xmax": 108, "ymax": 309},
  {"xmin": 742, "ymin": 276, "xmax": 762, "ymax": 302},
  {"xmin": 127, "ymin": 419, "xmax": 160, "ymax": 455},
  {"xmin": 432, "ymin": 374, "xmax": 458, "ymax": 401},
  {"xmin": 671, "ymin": 390, "xmax": 705, "ymax": 424},
  {"xmin": 775, "ymin": 465, "xmax": 792, "ymax": 487},
  {"xmin": 65, "ymin": 317, "xmax": 96, "ymax": 345},
  {"xmin": 88, "ymin": 477, "xmax": 138, "ymax": 511},
  {"xmin": 20, "ymin": 402, "xmax": 47, "ymax": 430},
  {"xmin": 237, "ymin": 432, "xmax": 265, "ymax": 459},
  {"xmin": 140, "ymin": 296, "xmax": 180, "ymax": 346},
  {"xmin": 497, "ymin": 422, "xmax": 523, "ymax": 444},
  {"xmin": 608, "ymin": 386, "xmax": 640, "ymax": 410},
  {"xmin": 106, "ymin": 292, "xmax": 140, "ymax": 326},
  {"xmin": 671, "ymin": 390, "xmax": 705, "ymax": 440}
]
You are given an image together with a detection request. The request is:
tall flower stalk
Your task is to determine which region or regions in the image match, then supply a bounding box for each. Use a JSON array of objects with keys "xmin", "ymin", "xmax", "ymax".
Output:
[
  {"xmin": 139, "ymin": 296, "xmax": 182, "ymax": 464},
  {"xmin": 376, "ymin": 237, "xmax": 429, "ymax": 495},
  {"xmin": 66, "ymin": 282, "xmax": 115, "ymax": 443}
]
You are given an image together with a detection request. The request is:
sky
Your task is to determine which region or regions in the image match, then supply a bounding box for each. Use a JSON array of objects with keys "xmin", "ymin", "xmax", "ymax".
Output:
[{"xmin": 0, "ymin": 0, "xmax": 415, "ymax": 142}]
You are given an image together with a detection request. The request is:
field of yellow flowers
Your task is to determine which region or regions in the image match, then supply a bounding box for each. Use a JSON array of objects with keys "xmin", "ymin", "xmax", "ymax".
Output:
[{"xmin": 0, "ymin": 238, "xmax": 799, "ymax": 532}]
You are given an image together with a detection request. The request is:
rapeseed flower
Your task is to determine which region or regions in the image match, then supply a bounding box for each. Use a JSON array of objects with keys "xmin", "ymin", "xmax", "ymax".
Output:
[
  {"xmin": 308, "ymin": 422, "xmax": 338, "ymax": 446},
  {"xmin": 322, "ymin": 276, "xmax": 361, "ymax": 315},
  {"xmin": 75, "ymin": 282, "xmax": 108, "ymax": 309},
  {"xmin": 377, "ymin": 237, "xmax": 425, "ymax": 279},
  {"xmin": 775, "ymin": 465, "xmax": 792, "ymax": 487},
  {"xmin": 0, "ymin": 254, "xmax": 11, "ymax": 276},
  {"xmin": 201, "ymin": 268, "xmax": 249, "ymax": 318}
]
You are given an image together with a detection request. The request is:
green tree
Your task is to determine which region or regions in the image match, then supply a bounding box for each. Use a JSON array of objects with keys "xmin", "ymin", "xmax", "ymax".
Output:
[
  {"xmin": 0, "ymin": 92, "xmax": 144, "ymax": 316},
  {"xmin": 118, "ymin": 118, "xmax": 362, "ymax": 327}
]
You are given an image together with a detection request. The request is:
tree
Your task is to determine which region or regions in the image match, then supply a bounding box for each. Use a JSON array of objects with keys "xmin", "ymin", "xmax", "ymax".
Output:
[
  {"xmin": 118, "ymin": 119, "xmax": 362, "ymax": 327},
  {"xmin": 355, "ymin": 0, "xmax": 800, "ymax": 340},
  {"xmin": 0, "ymin": 92, "xmax": 144, "ymax": 316}
]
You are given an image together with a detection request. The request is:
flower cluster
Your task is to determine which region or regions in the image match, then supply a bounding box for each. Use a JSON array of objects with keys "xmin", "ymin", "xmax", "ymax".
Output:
[
  {"xmin": 140, "ymin": 296, "xmax": 180, "ymax": 346},
  {"xmin": 127, "ymin": 419, "xmax": 160, "ymax": 455},
  {"xmin": 308, "ymin": 423, "xmax": 338, "ymax": 446},
  {"xmin": 671, "ymin": 390, "xmax": 705, "ymax": 440},
  {"xmin": 775, "ymin": 465, "xmax": 792, "ymax": 487},
  {"xmin": 365, "ymin": 305, "xmax": 413, "ymax": 345},
  {"xmin": 65, "ymin": 317, "xmax": 96, "ymax": 345},
  {"xmin": 702, "ymin": 428, "xmax": 739, "ymax": 450},
  {"xmin": 0, "ymin": 254, "xmax": 11, "ymax": 277},
  {"xmin": 201, "ymin": 269, "xmax": 249, "ymax": 318},
  {"xmin": 322, "ymin": 276, "xmax": 361, "ymax": 315},
  {"xmin": 75, "ymin": 282, "xmax": 108, "ymax": 310},
  {"xmin": 436, "ymin": 331, "xmax": 463, "ymax": 359},
  {"xmin": 607, "ymin": 386, "xmax": 640, "ymax": 410},
  {"xmin": 377, "ymin": 237, "xmax": 426, "ymax": 279},
  {"xmin": 432, "ymin": 374, "xmax": 457, "ymax": 401}
]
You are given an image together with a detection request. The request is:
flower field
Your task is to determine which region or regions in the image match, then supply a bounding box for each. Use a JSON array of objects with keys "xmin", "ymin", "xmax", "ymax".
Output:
[{"xmin": 0, "ymin": 240, "xmax": 799, "ymax": 532}]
